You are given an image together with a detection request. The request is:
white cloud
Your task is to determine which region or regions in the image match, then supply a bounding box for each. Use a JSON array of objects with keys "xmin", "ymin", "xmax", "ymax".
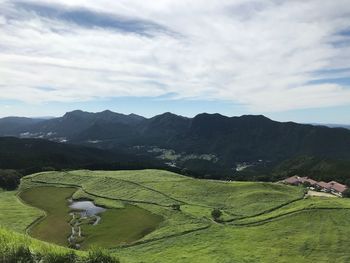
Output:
[{"xmin": 0, "ymin": 0, "xmax": 350, "ymax": 112}]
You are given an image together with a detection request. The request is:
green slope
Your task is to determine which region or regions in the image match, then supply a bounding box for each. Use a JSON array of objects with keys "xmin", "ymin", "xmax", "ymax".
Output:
[
  {"xmin": 116, "ymin": 209, "xmax": 350, "ymax": 263},
  {"xmin": 0, "ymin": 190, "xmax": 43, "ymax": 233},
  {"xmin": 1, "ymin": 169, "xmax": 350, "ymax": 262}
]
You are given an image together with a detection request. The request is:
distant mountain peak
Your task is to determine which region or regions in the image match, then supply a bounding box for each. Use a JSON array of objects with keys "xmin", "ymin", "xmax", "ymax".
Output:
[
  {"xmin": 66, "ymin": 110, "xmax": 86, "ymax": 114},
  {"xmin": 128, "ymin": 113, "xmax": 146, "ymax": 120},
  {"xmin": 96, "ymin": 110, "xmax": 121, "ymax": 117},
  {"xmin": 153, "ymin": 112, "xmax": 188, "ymax": 120},
  {"xmin": 100, "ymin": 109, "xmax": 114, "ymax": 114},
  {"xmin": 194, "ymin": 112, "xmax": 227, "ymax": 119},
  {"xmin": 239, "ymin": 114, "xmax": 272, "ymax": 121},
  {"xmin": 240, "ymin": 114, "xmax": 268, "ymax": 118},
  {"xmin": 63, "ymin": 110, "xmax": 90, "ymax": 118}
]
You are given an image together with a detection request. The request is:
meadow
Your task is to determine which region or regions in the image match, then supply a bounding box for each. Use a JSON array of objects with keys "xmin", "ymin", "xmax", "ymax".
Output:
[
  {"xmin": 116, "ymin": 209, "xmax": 350, "ymax": 263},
  {"xmin": 19, "ymin": 187, "xmax": 76, "ymax": 246},
  {"xmin": 1, "ymin": 169, "xmax": 350, "ymax": 262},
  {"xmin": 81, "ymin": 205, "xmax": 163, "ymax": 249},
  {"xmin": 0, "ymin": 189, "xmax": 43, "ymax": 233}
]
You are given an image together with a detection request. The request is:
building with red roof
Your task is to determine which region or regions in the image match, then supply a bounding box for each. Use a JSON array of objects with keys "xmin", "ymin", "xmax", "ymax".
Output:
[
  {"xmin": 282, "ymin": 176, "xmax": 348, "ymax": 197},
  {"xmin": 328, "ymin": 181, "xmax": 347, "ymax": 196},
  {"xmin": 283, "ymin": 176, "xmax": 302, "ymax": 185},
  {"xmin": 316, "ymin": 181, "xmax": 331, "ymax": 191}
]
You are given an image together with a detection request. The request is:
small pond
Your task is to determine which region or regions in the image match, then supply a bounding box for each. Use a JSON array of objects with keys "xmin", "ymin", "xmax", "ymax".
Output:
[
  {"xmin": 68, "ymin": 200, "xmax": 107, "ymax": 248},
  {"xmin": 69, "ymin": 200, "xmax": 106, "ymax": 217}
]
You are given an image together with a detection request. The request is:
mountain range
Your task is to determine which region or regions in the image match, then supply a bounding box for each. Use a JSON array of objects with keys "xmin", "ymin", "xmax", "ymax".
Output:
[
  {"xmin": 1, "ymin": 110, "xmax": 350, "ymax": 183},
  {"xmin": 318, "ymin": 124, "xmax": 350, "ymax": 130}
]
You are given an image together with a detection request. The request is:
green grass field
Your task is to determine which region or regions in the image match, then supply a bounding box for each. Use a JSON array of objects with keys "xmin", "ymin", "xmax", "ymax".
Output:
[
  {"xmin": 0, "ymin": 190, "xmax": 43, "ymax": 233},
  {"xmin": 25, "ymin": 170, "xmax": 305, "ymax": 218},
  {"xmin": 81, "ymin": 205, "xmax": 162, "ymax": 249},
  {"xmin": 19, "ymin": 187, "xmax": 77, "ymax": 246},
  {"xmin": 115, "ymin": 209, "xmax": 350, "ymax": 263},
  {"xmin": 1, "ymin": 169, "xmax": 350, "ymax": 262}
]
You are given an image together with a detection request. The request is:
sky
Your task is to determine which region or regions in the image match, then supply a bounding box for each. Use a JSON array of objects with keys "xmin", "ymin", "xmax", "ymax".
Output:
[{"xmin": 0, "ymin": 0, "xmax": 350, "ymax": 124}]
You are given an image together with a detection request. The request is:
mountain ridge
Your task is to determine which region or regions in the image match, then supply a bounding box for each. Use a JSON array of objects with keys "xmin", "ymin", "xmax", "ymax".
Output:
[{"xmin": 1, "ymin": 110, "xmax": 350, "ymax": 182}]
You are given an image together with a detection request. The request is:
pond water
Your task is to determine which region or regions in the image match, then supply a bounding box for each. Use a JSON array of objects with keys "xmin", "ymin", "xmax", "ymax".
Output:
[
  {"xmin": 68, "ymin": 200, "xmax": 107, "ymax": 248},
  {"xmin": 69, "ymin": 200, "xmax": 106, "ymax": 217}
]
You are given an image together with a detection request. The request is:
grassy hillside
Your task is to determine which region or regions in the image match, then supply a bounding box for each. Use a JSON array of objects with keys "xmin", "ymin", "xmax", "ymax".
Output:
[
  {"xmin": 0, "ymin": 227, "xmax": 77, "ymax": 262},
  {"xmin": 82, "ymin": 204, "xmax": 162, "ymax": 249},
  {"xmin": 116, "ymin": 209, "xmax": 350, "ymax": 263},
  {"xmin": 1, "ymin": 169, "xmax": 350, "ymax": 262},
  {"xmin": 24, "ymin": 170, "xmax": 304, "ymax": 218},
  {"xmin": 0, "ymin": 227, "xmax": 120, "ymax": 262},
  {"xmin": 0, "ymin": 190, "xmax": 43, "ymax": 232}
]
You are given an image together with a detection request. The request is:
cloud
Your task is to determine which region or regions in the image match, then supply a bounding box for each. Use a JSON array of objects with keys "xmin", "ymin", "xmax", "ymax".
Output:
[
  {"xmin": 0, "ymin": 0, "xmax": 350, "ymax": 112},
  {"xmin": 12, "ymin": 1, "xmax": 170, "ymax": 36}
]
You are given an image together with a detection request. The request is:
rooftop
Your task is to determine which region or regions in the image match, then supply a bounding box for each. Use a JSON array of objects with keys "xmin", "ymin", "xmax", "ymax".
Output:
[{"xmin": 283, "ymin": 176, "xmax": 348, "ymax": 193}]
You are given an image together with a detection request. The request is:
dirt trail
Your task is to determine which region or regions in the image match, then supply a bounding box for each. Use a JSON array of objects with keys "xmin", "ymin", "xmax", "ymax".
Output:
[{"xmin": 306, "ymin": 190, "xmax": 337, "ymax": 198}]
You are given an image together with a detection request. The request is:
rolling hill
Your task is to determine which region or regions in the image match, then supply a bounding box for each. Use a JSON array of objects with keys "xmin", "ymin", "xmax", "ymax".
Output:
[{"xmin": 2, "ymin": 169, "xmax": 350, "ymax": 262}]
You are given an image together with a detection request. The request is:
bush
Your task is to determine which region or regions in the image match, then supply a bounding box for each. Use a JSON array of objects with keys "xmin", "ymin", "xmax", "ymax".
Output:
[
  {"xmin": 342, "ymin": 188, "xmax": 350, "ymax": 198},
  {"xmin": 85, "ymin": 248, "xmax": 120, "ymax": 263},
  {"xmin": 211, "ymin": 208, "xmax": 222, "ymax": 221},
  {"xmin": 171, "ymin": 204, "xmax": 181, "ymax": 211},
  {"xmin": 2, "ymin": 245, "xmax": 34, "ymax": 263},
  {"xmin": 14, "ymin": 245, "xmax": 34, "ymax": 263},
  {"xmin": 0, "ymin": 169, "xmax": 21, "ymax": 190},
  {"xmin": 41, "ymin": 251, "xmax": 77, "ymax": 263}
]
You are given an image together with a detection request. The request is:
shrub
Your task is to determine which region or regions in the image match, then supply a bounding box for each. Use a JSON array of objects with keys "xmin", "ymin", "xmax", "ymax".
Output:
[
  {"xmin": 85, "ymin": 248, "xmax": 120, "ymax": 263},
  {"xmin": 171, "ymin": 204, "xmax": 181, "ymax": 211},
  {"xmin": 0, "ymin": 169, "xmax": 21, "ymax": 190},
  {"xmin": 211, "ymin": 208, "xmax": 222, "ymax": 221},
  {"xmin": 342, "ymin": 188, "xmax": 350, "ymax": 198},
  {"xmin": 15, "ymin": 245, "xmax": 34, "ymax": 263},
  {"xmin": 41, "ymin": 251, "xmax": 77, "ymax": 263},
  {"xmin": 2, "ymin": 245, "xmax": 34, "ymax": 263}
]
